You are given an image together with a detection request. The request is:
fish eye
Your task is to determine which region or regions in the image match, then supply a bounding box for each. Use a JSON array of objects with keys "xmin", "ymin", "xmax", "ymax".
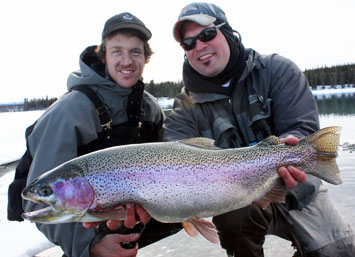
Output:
[{"xmin": 38, "ymin": 185, "xmax": 53, "ymax": 197}]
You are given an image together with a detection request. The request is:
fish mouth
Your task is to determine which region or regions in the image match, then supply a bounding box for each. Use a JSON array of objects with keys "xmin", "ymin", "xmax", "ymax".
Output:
[
  {"xmin": 22, "ymin": 205, "xmax": 84, "ymax": 224},
  {"xmin": 27, "ymin": 197, "xmax": 45, "ymax": 205},
  {"xmin": 22, "ymin": 206, "xmax": 55, "ymax": 222}
]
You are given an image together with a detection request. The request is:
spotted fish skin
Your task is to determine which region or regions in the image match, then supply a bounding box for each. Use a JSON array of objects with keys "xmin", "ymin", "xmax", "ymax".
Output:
[{"xmin": 22, "ymin": 126, "xmax": 342, "ymax": 224}]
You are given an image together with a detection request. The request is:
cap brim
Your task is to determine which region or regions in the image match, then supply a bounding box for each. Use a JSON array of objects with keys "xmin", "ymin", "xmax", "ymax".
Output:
[
  {"xmin": 103, "ymin": 23, "xmax": 152, "ymax": 40},
  {"xmin": 173, "ymin": 14, "xmax": 216, "ymax": 42}
]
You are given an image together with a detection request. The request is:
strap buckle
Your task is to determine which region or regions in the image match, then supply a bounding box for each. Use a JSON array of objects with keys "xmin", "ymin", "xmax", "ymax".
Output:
[
  {"xmin": 97, "ymin": 105, "xmax": 108, "ymax": 115},
  {"xmin": 97, "ymin": 105, "xmax": 112, "ymax": 130},
  {"xmin": 101, "ymin": 120, "xmax": 112, "ymax": 130}
]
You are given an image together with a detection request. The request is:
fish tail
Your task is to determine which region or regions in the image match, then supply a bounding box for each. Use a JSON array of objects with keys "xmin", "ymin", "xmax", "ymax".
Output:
[{"xmin": 304, "ymin": 126, "xmax": 342, "ymax": 185}]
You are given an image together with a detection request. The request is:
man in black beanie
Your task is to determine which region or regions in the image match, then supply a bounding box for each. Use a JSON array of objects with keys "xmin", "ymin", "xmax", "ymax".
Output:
[{"xmin": 165, "ymin": 2, "xmax": 355, "ymax": 256}]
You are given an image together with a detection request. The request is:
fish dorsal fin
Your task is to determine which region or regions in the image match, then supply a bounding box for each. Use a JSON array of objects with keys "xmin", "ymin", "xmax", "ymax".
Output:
[
  {"xmin": 255, "ymin": 179, "xmax": 287, "ymax": 209},
  {"xmin": 256, "ymin": 135, "xmax": 281, "ymax": 147},
  {"xmin": 182, "ymin": 218, "xmax": 220, "ymax": 244},
  {"xmin": 179, "ymin": 137, "xmax": 222, "ymax": 150}
]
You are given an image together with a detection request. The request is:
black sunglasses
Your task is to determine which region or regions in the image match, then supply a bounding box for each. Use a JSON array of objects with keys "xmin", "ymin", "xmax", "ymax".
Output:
[{"xmin": 180, "ymin": 22, "xmax": 226, "ymax": 51}]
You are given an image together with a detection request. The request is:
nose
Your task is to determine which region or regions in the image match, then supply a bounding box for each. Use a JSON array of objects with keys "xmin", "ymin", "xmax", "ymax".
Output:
[
  {"xmin": 121, "ymin": 53, "xmax": 133, "ymax": 66},
  {"xmin": 195, "ymin": 39, "xmax": 207, "ymax": 51}
]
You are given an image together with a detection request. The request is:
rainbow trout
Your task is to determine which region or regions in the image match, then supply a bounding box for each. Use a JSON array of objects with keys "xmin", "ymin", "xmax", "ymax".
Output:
[{"xmin": 22, "ymin": 126, "xmax": 343, "ymax": 243}]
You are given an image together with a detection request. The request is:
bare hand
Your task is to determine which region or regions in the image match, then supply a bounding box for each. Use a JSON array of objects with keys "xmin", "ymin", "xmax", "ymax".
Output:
[
  {"xmin": 123, "ymin": 203, "xmax": 151, "ymax": 228},
  {"xmin": 278, "ymin": 135, "xmax": 307, "ymax": 189},
  {"xmin": 90, "ymin": 233, "xmax": 140, "ymax": 257}
]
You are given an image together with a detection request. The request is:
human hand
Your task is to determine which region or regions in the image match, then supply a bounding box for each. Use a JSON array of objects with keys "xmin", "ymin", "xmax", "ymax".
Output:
[
  {"xmin": 90, "ymin": 233, "xmax": 140, "ymax": 257},
  {"xmin": 123, "ymin": 203, "xmax": 151, "ymax": 229},
  {"xmin": 82, "ymin": 204, "xmax": 151, "ymax": 230},
  {"xmin": 103, "ymin": 204, "xmax": 151, "ymax": 230},
  {"xmin": 278, "ymin": 135, "xmax": 307, "ymax": 189}
]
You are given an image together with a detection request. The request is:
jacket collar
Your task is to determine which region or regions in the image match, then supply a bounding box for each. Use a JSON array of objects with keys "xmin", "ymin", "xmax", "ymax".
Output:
[{"xmin": 188, "ymin": 48, "xmax": 263, "ymax": 104}]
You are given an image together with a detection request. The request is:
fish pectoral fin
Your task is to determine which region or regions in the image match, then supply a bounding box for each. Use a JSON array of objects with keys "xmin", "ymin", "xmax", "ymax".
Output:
[
  {"xmin": 256, "ymin": 179, "xmax": 287, "ymax": 209},
  {"xmin": 87, "ymin": 206, "xmax": 126, "ymax": 221},
  {"xmin": 183, "ymin": 218, "xmax": 220, "ymax": 244},
  {"xmin": 179, "ymin": 137, "xmax": 222, "ymax": 150}
]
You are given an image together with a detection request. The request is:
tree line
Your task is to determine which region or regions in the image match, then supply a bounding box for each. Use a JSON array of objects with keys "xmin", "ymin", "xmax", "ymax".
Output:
[
  {"xmin": 21, "ymin": 81, "xmax": 184, "ymax": 111},
  {"xmin": 24, "ymin": 96, "xmax": 57, "ymax": 111},
  {"xmin": 304, "ymin": 63, "xmax": 355, "ymax": 88},
  {"xmin": 21, "ymin": 63, "xmax": 354, "ymax": 110},
  {"xmin": 145, "ymin": 80, "xmax": 183, "ymax": 98}
]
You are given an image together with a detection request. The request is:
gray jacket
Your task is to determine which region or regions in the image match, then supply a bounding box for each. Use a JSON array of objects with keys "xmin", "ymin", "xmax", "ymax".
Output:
[
  {"xmin": 23, "ymin": 46, "xmax": 164, "ymax": 257},
  {"xmin": 164, "ymin": 50, "xmax": 321, "ymax": 210}
]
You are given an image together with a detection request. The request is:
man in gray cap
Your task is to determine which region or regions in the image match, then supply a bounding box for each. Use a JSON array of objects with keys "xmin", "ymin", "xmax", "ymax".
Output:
[
  {"xmin": 165, "ymin": 2, "xmax": 355, "ymax": 256},
  {"xmin": 21, "ymin": 12, "xmax": 181, "ymax": 257}
]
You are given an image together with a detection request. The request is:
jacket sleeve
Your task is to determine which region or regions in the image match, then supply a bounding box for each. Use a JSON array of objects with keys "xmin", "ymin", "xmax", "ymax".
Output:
[
  {"xmin": 267, "ymin": 54, "xmax": 320, "ymax": 138},
  {"xmin": 23, "ymin": 92, "xmax": 102, "ymax": 257},
  {"xmin": 163, "ymin": 89, "xmax": 201, "ymax": 141},
  {"xmin": 267, "ymin": 54, "xmax": 321, "ymax": 210}
]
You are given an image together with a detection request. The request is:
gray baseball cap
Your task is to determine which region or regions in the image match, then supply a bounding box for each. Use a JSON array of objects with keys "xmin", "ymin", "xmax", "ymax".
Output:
[
  {"xmin": 102, "ymin": 12, "xmax": 152, "ymax": 40},
  {"xmin": 173, "ymin": 2, "xmax": 227, "ymax": 42}
]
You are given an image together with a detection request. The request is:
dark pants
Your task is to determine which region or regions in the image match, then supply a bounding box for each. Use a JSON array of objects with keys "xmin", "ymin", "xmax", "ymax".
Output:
[
  {"xmin": 213, "ymin": 191, "xmax": 355, "ymax": 257},
  {"xmin": 213, "ymin": 202, "xmax": 273, "ymax": 257}
]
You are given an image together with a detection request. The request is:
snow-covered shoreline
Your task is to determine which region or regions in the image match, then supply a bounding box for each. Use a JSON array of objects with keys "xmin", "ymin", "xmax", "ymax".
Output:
[{"xmin": 312, "ymin": 86, "xmax": 355, "ymax": 95}]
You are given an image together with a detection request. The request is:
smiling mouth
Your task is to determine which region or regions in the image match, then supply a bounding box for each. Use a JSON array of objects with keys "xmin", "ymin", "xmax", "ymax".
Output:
[
  {"xmin": 199, "ymin": 53, "xmax": 213, "ymax": 61},
  {"xmin": 120, "ymin": 70, "xmax": 134, "ymax": 74}
]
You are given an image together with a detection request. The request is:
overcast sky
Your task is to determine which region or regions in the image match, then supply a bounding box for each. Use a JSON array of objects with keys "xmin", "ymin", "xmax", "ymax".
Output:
[{"xmin": 1, "ymin": 0, "xmax": 354, "ymax": 103}]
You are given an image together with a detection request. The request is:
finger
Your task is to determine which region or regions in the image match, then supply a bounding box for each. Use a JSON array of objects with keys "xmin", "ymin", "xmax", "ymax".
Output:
[
  {"xmin": 124, "ymin": 204, "xmax": 137, "ymax": 228},
  {"xmin": 288, "ymin": 166, "xmax": 307, "ymax": 183},
  {"xmin": 82, "ymin": 222, "xmax": 101, "ymax": 229},
  {"xmin": 117, "ymin": 233, "xmax": 140, "ymax": 252},
  {"xmin": 278, "ymin": 166, "xmax": 297, "ymax": 189},
  {"xmin": 120, "ymin": 247, "xmax": 138, "ymax": 257},
  {"xmin": 135, "ymin": 204, "xmax": 151, "ymax": 224},
  {"xmin": 114, "ymin": 233, "xmax": 140, "ymax": 243},
  {"xmin": 280, "ymin": 135, "xmax": 299, "ymax": 145},
  {"xmin": 107, "ymin": 220, "xmax": 122, "ymax": 230},
  {"xmin": 120, "ymin": 246, "xmax": 138, "ymax": 257}
]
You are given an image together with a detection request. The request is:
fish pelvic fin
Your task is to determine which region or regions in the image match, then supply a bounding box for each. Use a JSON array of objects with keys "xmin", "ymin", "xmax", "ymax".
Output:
[
  {"xmin": 182, "ymin": 218, "xmax": 220, "ymax": 244},
  {"xmin": 303, "ymin": 126, "xmax": 343, "ymax": 185}
]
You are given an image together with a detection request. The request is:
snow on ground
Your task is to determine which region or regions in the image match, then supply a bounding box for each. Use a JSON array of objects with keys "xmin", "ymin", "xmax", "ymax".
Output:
[{"xmin": 0, "ymin": 110, "xmax": 44, "ymax": 164}]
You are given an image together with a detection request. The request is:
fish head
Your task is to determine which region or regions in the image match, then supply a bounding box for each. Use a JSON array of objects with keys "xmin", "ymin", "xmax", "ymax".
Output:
[{"xmin": 21, "ymin": 162, "xmax": 95, "ymax": 223}]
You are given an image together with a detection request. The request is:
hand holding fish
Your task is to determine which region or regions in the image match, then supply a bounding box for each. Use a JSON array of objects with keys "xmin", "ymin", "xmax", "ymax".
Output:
[
  {"xmin": 90, "ymin": 233, "xmax": 140, "ymax": 257},
  {"xmin": 83, "ymin": 204, "xmax": 149, "ymax": 257},
  {"xmin": 82, "ymin": 203, "xmax": 151, "ymax": 229},
  {"xmin": 278, "ymin": 135, "xmax": 307, "ymax": 189}
]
